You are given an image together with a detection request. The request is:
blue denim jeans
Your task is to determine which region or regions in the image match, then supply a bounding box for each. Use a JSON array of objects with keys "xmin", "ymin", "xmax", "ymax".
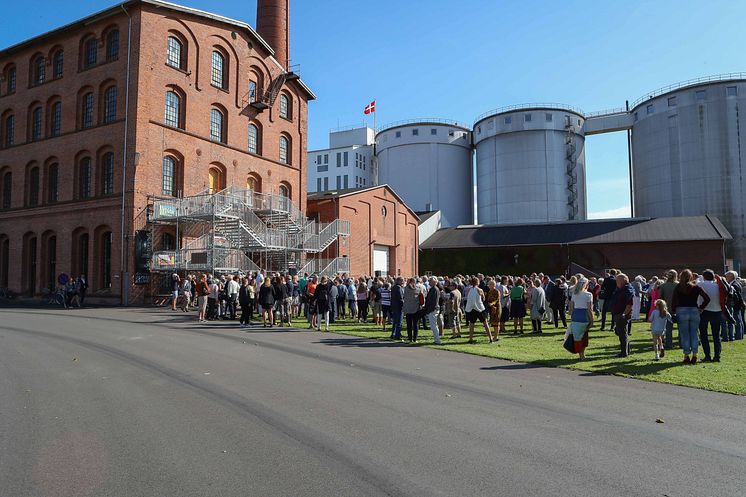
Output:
[
  {"xmin": 390, "ymin": 310, "xmax": 403, "ymax": 338},
  {"xmin": 723, "ymin": 306, "xmax": 743, "ymax": 341},
  {"xmin": 676, "ymin": 307, "xmax": 700, "ymax": 356},
  {"xmin": 699, "ymin": 310, "xmax": 722, "ymax": 359}
]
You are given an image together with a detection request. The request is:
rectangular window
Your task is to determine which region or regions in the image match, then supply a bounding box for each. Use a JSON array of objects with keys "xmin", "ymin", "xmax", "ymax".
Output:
[
  {"xmin": 324, "ymin": 154, "xmax": 328, "ymax": 164},
  {"xmin": 431, "ymin": 128, "xmax": 437, "ymax": 135},
  {"xmin": 48, "ymin": 166, "xmax": 58, "ymax": 203},
  {"xmin": 668, "ymin": 96, "xmax": 677, "ymax": 107},
  {"xmin": 316, "ymin": 154, "xmax": 322, "ymax": 164},
  {"xmin": 316, "ymin": 178, "xmax": 322, "ymax": 191},
  {"xmin": 727, "ymin": 86, "xmax": 738, "ymax": 97},
  {"xmin": 524, "ymin": 114, "xmax": 532, "ymax": 122},
  {"xmin": 395, "ymin": 131, "xmax": 401, "ymax": 138},
  {"xmin": 8, "ymin": 68, "xmax": 16, "ymax": 94},
  {"xmin": 336, "ymin": 176, "xmax": 341, "ymax": 189},
  {"xmin": 412, "ymin": 129, "xmax": 419, "ymax": 136},
  {"xmin": 80, "ymin": 160, "xmax": 92, "ymax": 199},
  {"xmin": 545, "ymin": 113, "xmax": 553, "ymax": 122},
  {"xmin": 696, "ymin": 90, "xmax": 706, "ymax": 100},
  {"xmin": 344, "ymin": 175, "xmax": 349, "ymax": 188},
  {"xmin": 634, "ymin": 112, "xmax": 638, "ymax": 122},
  {"xmin": 31, "ymin": 109, "xmax": 42, "ymax": 141},
  {"xmin": 646, "ymin": 104, "xmax": 654, "ymax": 115},
  {"xmin": 323, "ymin": 177, "xmax": 329, "ymax": 190},
  {"xmin": 503, "ymin": 116, "xmax": 512, "ymax": 125},
  {"xmin": 317, "ymin": 164, "xmax": 328, "ymax": 172},
  {"xmin": 82, "ymin": 94, "xmax": 94, "ymax": 129},
  {"xmin": 336, "ymin": 152, "xmax": 341, "ymax": 167},
  {"xmin": 104, "ymin": 87, "xmax": 117, "ymax": 123},
  {"xmin": 103, "ymin": 156, "xmax": 114, "ymax": 195},
  {"xmin": 343, "ymin": 151, "xmax": 348, "ymax": 167},
  {"xmin": 51, "ymin": 102, "xmax": 62, "ymax": 137}
]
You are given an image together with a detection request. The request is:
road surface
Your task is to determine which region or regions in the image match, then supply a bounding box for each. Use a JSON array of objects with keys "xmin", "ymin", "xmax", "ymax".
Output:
[{"xmin": 1, "ymin": 307, "xmax": 744, "ymax": 496}]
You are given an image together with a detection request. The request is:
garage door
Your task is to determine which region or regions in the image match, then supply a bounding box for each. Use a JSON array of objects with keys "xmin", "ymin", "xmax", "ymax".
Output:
[{"xmin": 373, "ymin": 245, "xmax": 389, "ymax": 276}]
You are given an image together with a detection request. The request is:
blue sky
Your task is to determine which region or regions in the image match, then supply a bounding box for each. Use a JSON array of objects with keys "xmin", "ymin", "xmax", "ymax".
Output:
[{"xmin": 2, "ymin": 0, "xmax": 744, "ymax": 217}]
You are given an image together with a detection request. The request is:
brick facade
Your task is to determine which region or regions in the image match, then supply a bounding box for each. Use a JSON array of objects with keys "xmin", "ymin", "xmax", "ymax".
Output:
[
  {"xmin": 0, "ymin": 0, "xmax": 312, "ymax": 303},
  {"xmin": 307, "ymin": 185, "xmax": 419, "ymax": 277}
]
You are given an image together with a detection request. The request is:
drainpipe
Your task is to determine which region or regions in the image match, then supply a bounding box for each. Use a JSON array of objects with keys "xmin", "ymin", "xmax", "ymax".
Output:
[{"xmin": 120, "ymin": 4, "xmax": 133, "ymax": 305}]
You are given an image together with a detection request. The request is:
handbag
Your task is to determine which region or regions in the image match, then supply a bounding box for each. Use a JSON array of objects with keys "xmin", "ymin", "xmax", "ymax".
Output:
[{"xmin": 563, "ymin": 332, "xmax": 575, "ymax": 353}]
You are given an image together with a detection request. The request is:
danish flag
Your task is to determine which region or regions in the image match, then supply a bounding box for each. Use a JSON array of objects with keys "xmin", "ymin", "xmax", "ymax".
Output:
[{"xmin": 364, "ymin": 100, "xmax": 376, "ymax": 115}]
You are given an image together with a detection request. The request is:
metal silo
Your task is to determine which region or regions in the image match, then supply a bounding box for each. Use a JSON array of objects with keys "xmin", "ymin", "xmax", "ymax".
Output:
[
  {"xmin": 474, "ymin": 105, "xmax": 587, "ymax": 225},
  {"xmin": 631, "ymin": 75, "xmax": 746, "ymax": 266},
  {"xmin": 375, "ymin": 120, "xmax": 473, "ymax": 227}
]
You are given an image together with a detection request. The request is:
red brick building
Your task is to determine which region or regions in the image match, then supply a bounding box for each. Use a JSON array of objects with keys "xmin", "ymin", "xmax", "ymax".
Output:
[
  {"xmin": 0, "ymin": 0, "xmax": 314, "ymax": 303},
  {"xmin": 307, "ymin": 185, "xmax": 419, "ymax": 277}
]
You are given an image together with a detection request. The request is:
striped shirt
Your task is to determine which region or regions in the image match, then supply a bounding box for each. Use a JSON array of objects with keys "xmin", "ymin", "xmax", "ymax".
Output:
[{"xmin": 380, "ymin": 288, "xmax": 392, "ymax": 306}]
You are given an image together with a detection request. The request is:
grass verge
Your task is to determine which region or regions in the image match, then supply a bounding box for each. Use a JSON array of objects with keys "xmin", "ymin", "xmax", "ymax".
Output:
[{"xmin": 328, "ymin": 317, "xmax": 746, "ymax": 396}]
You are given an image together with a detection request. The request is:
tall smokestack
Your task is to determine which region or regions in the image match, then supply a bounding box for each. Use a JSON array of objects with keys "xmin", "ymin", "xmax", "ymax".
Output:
[{"xmin": 256, "ymin": 0, "xmax": 289, "ymax": 70}]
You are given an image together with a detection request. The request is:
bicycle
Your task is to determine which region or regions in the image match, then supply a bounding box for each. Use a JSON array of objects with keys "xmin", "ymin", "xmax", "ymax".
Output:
[{"xmin": 41, "ymin": 287, "xmax": 67, "ymax": 307}]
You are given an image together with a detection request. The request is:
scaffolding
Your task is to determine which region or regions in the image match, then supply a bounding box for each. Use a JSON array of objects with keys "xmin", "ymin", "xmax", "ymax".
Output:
[{"xmin": 148, "ymin": 186, "xmax": 351, "ymax": 276}]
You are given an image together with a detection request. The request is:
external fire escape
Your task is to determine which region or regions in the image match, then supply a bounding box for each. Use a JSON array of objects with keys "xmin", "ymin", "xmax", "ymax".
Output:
[
  {"xmin": 565, "ymin": 116, "xmax": 579, "ymax": 221},
  {"xmin": 148, "ymin": 187, "xmax": 351, "ymax": 276}
]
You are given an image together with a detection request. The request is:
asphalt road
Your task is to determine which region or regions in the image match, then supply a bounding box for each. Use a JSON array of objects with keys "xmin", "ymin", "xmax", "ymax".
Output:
[{"xmin": 1, "ymin": 307, "xmax": 744, "ymax": 497}]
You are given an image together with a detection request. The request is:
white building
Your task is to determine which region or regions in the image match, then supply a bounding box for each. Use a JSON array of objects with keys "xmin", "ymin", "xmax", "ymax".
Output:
[{"xmin": 307, "ymin": 126, "xmax": 376, "ymax": 193}]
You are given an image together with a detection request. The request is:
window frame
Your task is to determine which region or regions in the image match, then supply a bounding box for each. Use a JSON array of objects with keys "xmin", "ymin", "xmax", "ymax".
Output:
[
  {"xmin": 106, "ymin": 30, "xmax": 120, "ymax": 62},
  {"xmin": 47, "ymin": 163, "xmax": 59, "ymax": 203},
  {"xmin": 211, "ymin": 50, "xmax": 227, "ymax": 90},
  {"xmin": 101, "ymin": 152, "xmax": 114, "ymax": 195},
  {"xmin": 279, "ymin": 135, "xmax": 290, "ymax": 165},
  {"xmin": 247, "ymin": 123, "xmax": 259, "ymax": 154},
  {"xmin": 166, "ymin": 36, "xmax": 184, "ymax": 70},
  {"xmin": 31, "ymin": 107, "xmax": 43, "ymax": 141},
  {"xmin": 79, "ymin": 157, "xmax": 93, "ymax": 199},
  {"xmin": 81, "ymin": 92, "xmax": 94, "ymax": 129},
  {"xmin": 210, "ymin": 107, "xmax": 226, "ymax": 143},
  {"xmin": 52, "ymin": 50, "xmax": 64, "ymax": 79},
  {"xmin": 83, "ymin": 37, "xmax": 98, "ymax": 69},
  {"xmin": 162, "ymin": 156, "xmax": 176, "ymax": 197},
  {"xmin": 103, "ymin": 86, "xmax": 117, "ymax": 123},
  {"xmin": 50, "ymin": 101, "xmax": 62, "ymax": 137}
]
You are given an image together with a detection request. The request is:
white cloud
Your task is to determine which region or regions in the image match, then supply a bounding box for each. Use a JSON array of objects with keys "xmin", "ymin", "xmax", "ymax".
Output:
[
  {"xmin": 588, "ymin": 205, "xmax": 632, "ymax": 220},
  {"xmin": 586, "ymin": 178, "xmax": 630, "ymax": 191}
]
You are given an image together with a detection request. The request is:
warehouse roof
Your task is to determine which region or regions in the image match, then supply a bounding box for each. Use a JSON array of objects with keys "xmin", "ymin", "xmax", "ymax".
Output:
[
  {"xmin": 420, "ymin": 216, "xmax": 731, "ymax": 250},
  {"xmin": 307, "ymin": 185, "xmax": 420, "ymax": 220}
]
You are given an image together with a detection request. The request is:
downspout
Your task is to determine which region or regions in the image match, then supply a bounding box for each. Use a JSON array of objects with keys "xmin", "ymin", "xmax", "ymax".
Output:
[{"xmin": 120, "ymin": 4, "xmax": 133, "ymax": 305}]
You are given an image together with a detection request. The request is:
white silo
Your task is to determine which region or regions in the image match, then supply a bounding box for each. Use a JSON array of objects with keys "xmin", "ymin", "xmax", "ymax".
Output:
[
  {"xmin": 375, "ymin": 120, "xmax": 473, "ymax": 227},
  {"xmin": 474, "ymin": 105, "xmax": 587, "ymax": 225},
  {"xmin": 630, "ymin": 75, "xmax": 746, "ymax": 266}
]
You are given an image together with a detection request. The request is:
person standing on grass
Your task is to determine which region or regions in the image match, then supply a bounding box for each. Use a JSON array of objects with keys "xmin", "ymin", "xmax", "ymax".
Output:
[
  {"xmin": 423, "ymin": 277, "xmax": 442, "ymax": 345},
  {"xmin": 315, "ymin": 276, "xmax": 331, "ymax": 331},
  {"xmin": 486, "ymin": 279, "xmax": 502, "ymax": 340},
  {"xmin": 328, "ymin": 279, "xmax": 338, "ymax": 324},
  {"xmin": 259, "ymin": 277, "xmax": 275, "ymax": 327},
  {"xmin": 529, "ymin": 278, "xmax": 547, "ymax": 334},
  {"xmin": 380, "ymin": 282, "xmax": 392, "ymax": 333},
  {"xmin": 724, "ymin": 271, "xmax": 745, "ymax": 341},
  {"xmin": 672, "ymin": 269, "xmax": 709, "ymax": 365},
  {"xmin": 239, "ymin": 277, "xmax": 252, "ymax": 328},
  {"xmin": 649, "ymin": 299, "xmax": 672, "ymax": 360},
  {"xmin": 550, "ymin": 278, "xmax": 568, "ymax": 329},
  {"xmin": 658, "ymin": 270, "xmax": 678, "ymax": 350},
  {"xmin": 357, "ymin": 281, "xmax": 369, "ymax": 323},
  {"xmin": 403, "ymin": 278, "xmax": 424, "ymax": 343},
  {"xmin": 610, "ymin": 273, "xmax": 635, "ymax": 357},
  {"xmin": 568, "ymin": 277, "xmax": 594, "ymax": 361},
  {"xmin": 336, "ymin": 278, "xmax": 347, "ymax": 320},
  {"xmin": 510, "ymin": 278, "xmax": 527, "ymax": 334},
  {"xmin": 449, "ymin": 280, "xmax": 464, "ymax": 338},
  {"xmin": 464, "ymin": 277, "xmax": 495, "ymax": 344},
  {"xmin": 497, "ymin": 276, "xmax": 511, "ymax": 337},
  {"xmin": 347, "ymin": 279, "xmax": 357, "ymax": 320},
  {"xmin": 307, "ymin": 276, "xmax": 318, "ymax": 329},
  {"xmin": 390, "ymin": 277, "xmax": 405, "ymax": 340},
  {"xmin": 697, "ymin": 270, "xmax": 726, "ymax": 363},
  {"xmin": 600, "ymin": 269, "xmax": 619, "ymax": 331}
]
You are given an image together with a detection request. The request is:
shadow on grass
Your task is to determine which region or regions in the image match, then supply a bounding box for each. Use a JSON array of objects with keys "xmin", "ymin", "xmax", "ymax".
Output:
[{"xmin": 315, "ymin": 337, "xmax": 407, "ymax": 348}]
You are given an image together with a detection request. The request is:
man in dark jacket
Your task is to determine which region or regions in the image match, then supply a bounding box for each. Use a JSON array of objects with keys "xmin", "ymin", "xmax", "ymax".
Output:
[
  {"xmin": 600, "ymin": 269, "xmax": 619, "ymax": 331},
  {"xmin": 390, "ymin": 277, "xmax": 405, "ymax": 340},
  {"xmin": 724, "ymin": 271, "xmax": 744, "ymax": 341},
  {"xmin": 610, "ymin": 273, "xmax": 634, "ymax": 357},
  {"xmin": 424, "ymin": 277, "xmax": 442, "ymax": 345},
  {"xmin": 549, "ymin": 279, "xmax": 567, "ymax": 328}
]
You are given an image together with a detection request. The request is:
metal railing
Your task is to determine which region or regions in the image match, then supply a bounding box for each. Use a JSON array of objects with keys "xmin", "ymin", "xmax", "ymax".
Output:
[
  {"xmin": 629, "ymin": 72, "xmax": 746, "ymax": 109},
  {"xmin": 584, "ymin": 107, "xmax": 628, "ymax": 119},
  {"xmin": 150, "ymin": 248, "xmax": 260, "ymax": 274},
  {"xmin": 474, "ymin": 103, "xmax": 585, "ymax": 124},
  {"xmin": 376, "ymin": 118, "xmax": 469, "ymax": 134},
  {"xmin": 300, "ymin": 257, "xmax": 350, "ymax": 276}
]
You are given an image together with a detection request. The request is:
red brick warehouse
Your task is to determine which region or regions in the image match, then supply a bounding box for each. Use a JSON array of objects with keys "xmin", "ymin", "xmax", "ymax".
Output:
[{"xmin": 0, "ymin": 0, "xmax": 314, "ymax": 303}]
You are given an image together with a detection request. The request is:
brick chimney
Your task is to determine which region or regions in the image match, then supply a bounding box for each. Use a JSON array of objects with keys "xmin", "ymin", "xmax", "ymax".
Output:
[{"xmin": 256, "ymin": 0, "xmax": 289, "ymax": 70}]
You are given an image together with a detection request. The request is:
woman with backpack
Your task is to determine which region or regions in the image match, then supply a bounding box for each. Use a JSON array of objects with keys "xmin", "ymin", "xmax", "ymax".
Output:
[{"xmin": 258, "ymin": 277, "xmax": 276, "ymax": 327}]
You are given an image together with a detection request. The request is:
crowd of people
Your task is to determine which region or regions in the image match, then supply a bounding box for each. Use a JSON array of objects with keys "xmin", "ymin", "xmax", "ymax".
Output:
[{"xmin": 167, "ymin": 266, "xmax": 745, "ymax": 365}]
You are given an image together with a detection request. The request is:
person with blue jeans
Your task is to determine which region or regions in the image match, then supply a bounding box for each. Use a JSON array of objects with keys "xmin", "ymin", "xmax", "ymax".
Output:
[
  {"xmin": 672, "ymin": 269, "xmax": 709, "ymax": 364},
  {"xmin": 389, "ymin": 277, "xmax": 405, "ymax": 340},
  {"xmin": 724, "ymin": 271, "xmax": 744, "ymax": 341},
  {"xmin": 697, "ymin": 270, "xmax": 724, "ymax": 362}
]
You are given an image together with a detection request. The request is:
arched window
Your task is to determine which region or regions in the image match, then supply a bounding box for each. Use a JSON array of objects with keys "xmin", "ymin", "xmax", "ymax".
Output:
[
  {"xmin": 23, "ymin": 234, "xmax": 38, "ymax": 296},
  {"xmin": 162, "ymin": 156, "xmax": 176, "ymax": 197},
  {"xmin": 1, "ymin": 171, "xmax": 11, "ymax": 209},
  {"xmin": 279, "ymin": 93, "xmax": 291, "ymax": 120},
  {"xmin": 47, "ymin": 163, "xmax": 58, "ymax": 203},
  {"xmin": 52, "ymin": 50, "xmax": 64, "ymax": 79},
  {"xmin": 50, "ymin": 101, "xmax": 62, "ymax": 137},
  {"xmin": 208, "ymin": 167, "xmax": 225, "ymax": 194},
  {"xmin": 83, "ymin": 36, "xmax": 98, "ymax": 68},
  {"xmin": 4, "ymin": 114, "xmax": 15, "ymax": 147},
  {"xmin": 101, "ymin": 152, "xmax": 114, "ymax": 195},
  {"xmin": 279, "ymin": 135, "xmax": 290, "ymax": 164},
  {"xmin": 27, "ymin": 167, "xmax": 40, "ymax": 207},
  {"xmin": 100, "ymin": 231, "xmax": 113, "ymax": 289},
  {"xmin": 248, "ymin": 80, "xmax": 258, "ymax": 103},
  {"xmin": 31, "ymin": 107, "xmax": 43, "ymax": 141},
  {"xmin": 79, "ymin": 157, "xmax": 92, "ymax": 199},
  {"xmin": 210, "ymin": 107, "xmax": 225, "ymax": 143},
  {"xmin": 211, "ymin": 50, "xmax": 226, "ymax": 89},
  {"xmin": 103, "ymin": 86, "xmax": 117, "ymax": 123},
  {"xmin": 32, "ymin": 55, "xmax": 45, "ymax": 86},
  {"xmin": 44, "ymin": 234, "xmax": 57, "ymax": 290},
  {"xmin": 164, "ymin": 91, "xmax": 181, "ymax": 128},
  {"xmin": 106, "ymin": 30, "xmax": 119, "ymax": 61},
  {"xmin": 0, "ymin": 236, "xmax": 8, "ymax": 288},
  {"xmin": 279, "ymin": 183, "xmax": 290, "ymax": 199},
  {"xmin": 81, "ymin": 92, "xmax": 94, "ymax": 129},
  {"xmin": 73, "ymin": 231, "xmax": 89, "ymax": 277},
  {"xmin": 248, "ymin": 123, "xmax": 259, "ymax": 154},
  {"xmin": 167, "ymin": 36, "xmax": 183, "ymax": 69},
  {"xmin": 246, "ymin": 174, "xmax": 261, "ymax": 192},
  {"xmin": 5, "ymin": 65, "xmax": 16, "ymax": 95}
]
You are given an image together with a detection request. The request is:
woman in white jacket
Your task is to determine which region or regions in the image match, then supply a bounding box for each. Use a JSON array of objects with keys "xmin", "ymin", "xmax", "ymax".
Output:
[{"xmin": 464, "ymin": 277, "xmax": 495, "ymax": 344}]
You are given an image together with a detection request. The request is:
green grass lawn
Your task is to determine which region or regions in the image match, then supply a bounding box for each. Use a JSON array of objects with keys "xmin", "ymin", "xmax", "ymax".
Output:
[{"xmin": 328, "ymin": 316, "xmax": 746, "ymax": 396}]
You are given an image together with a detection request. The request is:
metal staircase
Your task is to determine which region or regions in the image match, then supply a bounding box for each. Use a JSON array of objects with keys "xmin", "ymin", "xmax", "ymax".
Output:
[
  {"xmin": 565, "ymin": 117, "xmax": 579, "ymax": 220},
  {"xmin": 149, "ymin": 187, "xmax": 350, "ymax": 275}
]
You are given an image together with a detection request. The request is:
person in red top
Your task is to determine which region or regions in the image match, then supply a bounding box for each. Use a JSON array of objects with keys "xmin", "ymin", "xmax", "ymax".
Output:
[{"xmin": 307, "ymin": 276, "xmax": 318, "ymax": 329}]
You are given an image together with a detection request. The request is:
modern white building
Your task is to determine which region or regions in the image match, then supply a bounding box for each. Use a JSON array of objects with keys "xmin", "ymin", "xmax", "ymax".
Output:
[{"xmin": 307, "ymin": 126, "xmax": 375, "ymax": 193}]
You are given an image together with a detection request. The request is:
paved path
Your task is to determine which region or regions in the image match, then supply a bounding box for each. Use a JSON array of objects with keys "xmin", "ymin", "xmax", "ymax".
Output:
[{"xmin": 1, "ymin": 307, "xmax": 744, "ymax": 497}]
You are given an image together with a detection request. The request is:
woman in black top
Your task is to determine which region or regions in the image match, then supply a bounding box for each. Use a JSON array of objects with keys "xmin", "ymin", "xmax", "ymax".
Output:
[
  {"xmin": 272, "ymin": 276, "xmax": 290, "ymax": 326},
  {"xmin": 258, "ymin": 278, "xmax": 275, "ymax": 327},
  {"xmin": 314, "ymin": 276, "xmax": 331, "ymax": 332},
  {"xmin": 671, "ymin": 269, "xmax": 710, "ymax": 365},
  {"xmin": 238, "ymin": 277, "xmax": 252, "ymax": 327}
]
